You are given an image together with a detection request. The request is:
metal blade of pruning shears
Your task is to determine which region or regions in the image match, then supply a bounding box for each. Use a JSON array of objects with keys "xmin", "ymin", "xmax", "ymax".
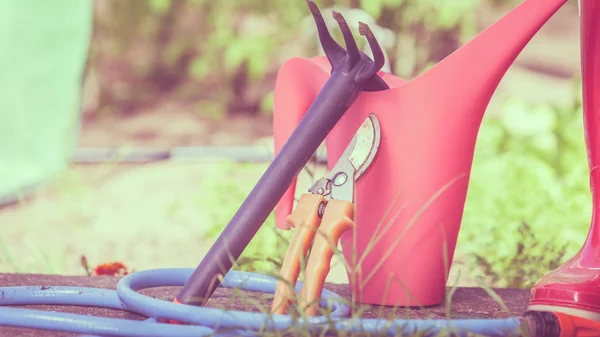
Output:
[
  {"xmin": 271, "ymin": 114, "xmax": 381, "ymax": 316},
  {"xmin": 309, "ymin": 113, "xmax": 381, "ymax": 201},
  {"xmin": 275, "ymin": 113, "xmax": 381, "ymax": 315},
  {"xmin": 346, "ymin": 113, "xmax": 381, "ymax": 180}
]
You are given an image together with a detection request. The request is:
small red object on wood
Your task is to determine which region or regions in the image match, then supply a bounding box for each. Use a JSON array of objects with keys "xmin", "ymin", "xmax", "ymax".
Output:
[{"xmin": 93, "ymin": 262, "xmax": 129, "ymax": 277}]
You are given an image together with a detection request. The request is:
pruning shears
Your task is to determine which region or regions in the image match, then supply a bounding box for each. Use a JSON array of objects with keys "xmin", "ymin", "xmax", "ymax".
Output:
[{"xmin": 271, "ymin": 113, "xmax": 381, "ymax": 316}]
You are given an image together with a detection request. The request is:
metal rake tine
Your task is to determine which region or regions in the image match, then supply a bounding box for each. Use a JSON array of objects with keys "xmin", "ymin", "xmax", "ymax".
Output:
[
  {"xmin": 332, "ymin": 10, "xmax": 360, "ymax": 68},
  {"xmin": 357, "ymin": 22, "xmax": 386, "ymax": 82},
  {"xmin": 306, "ymin": 0, "xmax": 345, "ymax": 69},
  {"xmin": 359, "ymin": 22, "xmax": 385, "ymax": 70}
]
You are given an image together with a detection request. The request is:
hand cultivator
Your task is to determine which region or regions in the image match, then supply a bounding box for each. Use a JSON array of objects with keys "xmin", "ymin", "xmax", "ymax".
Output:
[{"xmin": 2, "ymin": 0, "xmax": 599, "ymax": 336}]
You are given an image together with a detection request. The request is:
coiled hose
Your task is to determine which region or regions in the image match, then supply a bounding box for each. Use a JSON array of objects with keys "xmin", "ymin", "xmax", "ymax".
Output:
[{"xmin": 0, "ymin": 268, "xmax": 522, "ymax": 337}]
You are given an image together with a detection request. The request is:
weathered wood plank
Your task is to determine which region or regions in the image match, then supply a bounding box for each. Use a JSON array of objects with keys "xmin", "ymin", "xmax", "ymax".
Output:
[{"xmin": 0, "ymin": 273, "xmax": 530, "ymax": 337}]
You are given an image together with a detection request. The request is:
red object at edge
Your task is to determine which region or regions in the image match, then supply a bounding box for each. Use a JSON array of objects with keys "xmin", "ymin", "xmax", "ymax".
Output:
[
  {"xmin": 529, "ymin": 0, "xmax": 600, "ymax": 319},
  {"xmin": 555, "ymin": 312, "xmax": 600, "ymax": 337}
]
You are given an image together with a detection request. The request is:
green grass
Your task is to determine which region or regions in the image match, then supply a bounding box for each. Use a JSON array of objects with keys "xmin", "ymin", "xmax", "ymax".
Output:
[
  {"xmin": 458, "ymin": 78, "xmax": 589, "ymax": 288},
  {"xmin": 171, "ymin": 170, "xmax": 524, "ymax": 337},
  {"xmin": 178, "ymin": 171, "xmax": 528, "ymax": 337},
  {"xmin": 0, "ymin": 144, "xmax": 534, "ymax": 336},
  {"xmin": 195, "ymin": 82, "xmax": 588, "ymax": 291},
  {"xmin": 0, "ymin": 80, "xmax": 589, "ymax": 335}
]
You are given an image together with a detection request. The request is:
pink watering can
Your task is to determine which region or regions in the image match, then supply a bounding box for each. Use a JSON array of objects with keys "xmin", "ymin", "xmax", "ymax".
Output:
[{"xmin": 274, "ymin": 0, "xmax": 568, "ymax": 307}]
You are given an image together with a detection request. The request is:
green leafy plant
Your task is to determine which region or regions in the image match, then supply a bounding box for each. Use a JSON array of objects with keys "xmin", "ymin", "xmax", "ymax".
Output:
[
  {"xmin": 472, "ymin": 222, "xmax": 568, "ymax": 288},
  {"xmin": 87, "ymin": 0, "xmax": 514, "ymax": 118},
  {"xmin": 458, "ymin": 77, "xmax": 589, "ymax": 287}
]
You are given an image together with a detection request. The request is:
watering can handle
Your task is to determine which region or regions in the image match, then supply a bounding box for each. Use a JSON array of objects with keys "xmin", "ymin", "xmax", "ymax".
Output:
[
  {"xmin": 271, "ymin": 194, "xmax": 326, "ymax": 315},
  {"xmin": 298, "ymin": 199, "xmax": 355, "ymax": 316}
]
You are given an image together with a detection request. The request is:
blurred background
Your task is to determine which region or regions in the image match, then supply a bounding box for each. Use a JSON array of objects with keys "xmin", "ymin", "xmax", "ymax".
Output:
[{"xmin": 0, "ymin": 0, "xmax": 587, "ymax": 289}]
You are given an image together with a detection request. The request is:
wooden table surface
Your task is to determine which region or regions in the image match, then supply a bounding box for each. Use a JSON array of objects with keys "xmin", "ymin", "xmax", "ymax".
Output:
[{"xmin": 0, "ymin": 273, "xmax": 530, "ymax": 337}]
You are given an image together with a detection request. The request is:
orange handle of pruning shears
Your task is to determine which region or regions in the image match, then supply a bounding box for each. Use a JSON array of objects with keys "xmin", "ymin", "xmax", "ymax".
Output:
[
  {"xmin": 299, "ymin": 199, "xmax": 355, "ymax": 316},
  {"xmin": 271, "ymin": 193, "xmax": 326, "ymax": 315}
]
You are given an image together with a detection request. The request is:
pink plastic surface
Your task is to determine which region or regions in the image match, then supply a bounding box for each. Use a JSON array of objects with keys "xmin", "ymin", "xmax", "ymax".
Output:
[
  {"xmin": 274, "ymin": 0, "xmax": 567, "ymax": 307},
  {"xmin": 529, "ymin": 0, "xmax": 600, "ymax": 315}
]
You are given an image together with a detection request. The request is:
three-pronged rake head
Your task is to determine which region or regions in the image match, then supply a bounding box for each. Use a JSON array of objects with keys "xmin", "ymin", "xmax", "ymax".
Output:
[{"xmin": 307, "ymin": 0, "xmax": 389, "ymax": 92}]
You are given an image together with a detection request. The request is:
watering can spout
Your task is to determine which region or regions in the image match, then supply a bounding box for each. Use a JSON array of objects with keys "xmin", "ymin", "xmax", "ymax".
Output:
[{"xmin": 413, "ymin": 0, "xmax": 568, "ymax": 125}]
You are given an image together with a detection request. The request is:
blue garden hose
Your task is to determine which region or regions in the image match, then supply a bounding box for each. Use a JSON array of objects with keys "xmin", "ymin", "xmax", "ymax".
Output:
[{"xmin": 0, "ymin": 268, "xmax": 522, "ymax": 337}]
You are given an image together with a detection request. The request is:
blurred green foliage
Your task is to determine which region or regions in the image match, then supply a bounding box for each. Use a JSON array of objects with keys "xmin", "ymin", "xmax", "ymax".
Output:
[
  {"xmin": 473, "ymin": 222, "xmax": 568, "ymax": 288},
  {"xmin": 85, "ymin": 0, "xmax": 585, "ymax": 287},
  {"xmin": 196, "ymin": 78, "xmax": 590, "ymax": 288},
  {"xmin": 87, "ymin": 0, "xmax": 529, "ymax": 118},
  {"xmin": 460, "ymin": 78, "xmax": 589, "ymax": 288},
  {"xmin": 193, "ymin": 162, "xmax": 293, "ymax": 274}
]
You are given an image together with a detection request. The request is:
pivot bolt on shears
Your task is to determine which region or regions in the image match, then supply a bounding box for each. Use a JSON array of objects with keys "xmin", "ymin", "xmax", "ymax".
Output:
[{"xmin": 271, "ymin": 114, "xmax": 381, "ymax": 316}]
